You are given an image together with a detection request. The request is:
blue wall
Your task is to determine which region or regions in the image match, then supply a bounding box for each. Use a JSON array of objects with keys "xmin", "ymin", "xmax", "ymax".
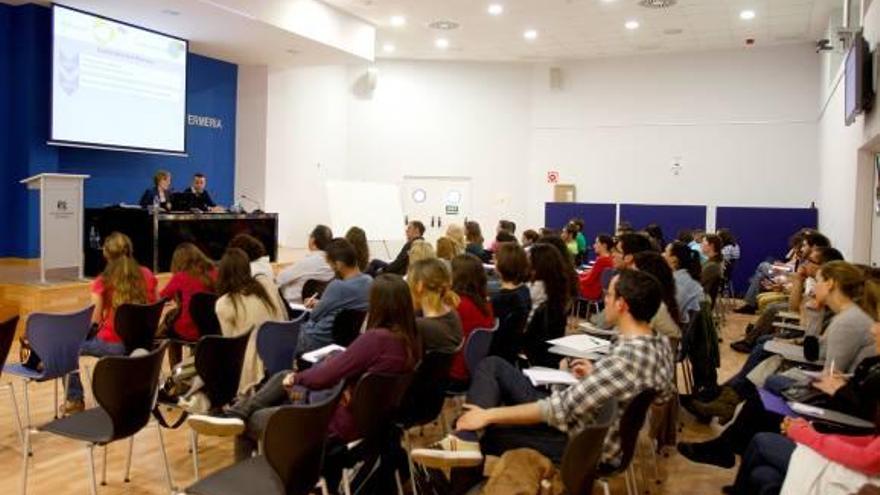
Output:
[{"xmin": 0, "ymin": 4, "xmax": 238, "ymax": 257}]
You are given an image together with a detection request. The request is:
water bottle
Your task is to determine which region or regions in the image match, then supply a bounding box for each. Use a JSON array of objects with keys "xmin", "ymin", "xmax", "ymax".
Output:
[
  {"xmin": 88, "ymin": 226, "xmax": 100, "ymax": 249},
  {"xmin": 152, "ymin": 194, "xmax": 160, "ymax": 213}
]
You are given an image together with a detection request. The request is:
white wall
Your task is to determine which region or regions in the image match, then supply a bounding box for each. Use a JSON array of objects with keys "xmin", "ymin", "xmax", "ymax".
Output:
[
  {"xmin": 526, "ymin": 45, "xmax": 820, "ymax": 229},
  {"xmin": 235, "ymin": 65, "xmax": 269, "ymax": 205},
  {"xmin": 257, "ymin": 44, "xmax": 821, "ymax": 249}
]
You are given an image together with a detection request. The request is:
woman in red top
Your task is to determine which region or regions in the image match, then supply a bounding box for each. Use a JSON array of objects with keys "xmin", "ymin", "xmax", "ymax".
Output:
[
  {"xmin": 449, "ymin": 253, "xmax": 495, "ymax": 389},
  {"xmin": 578, "ymin": 234, "xmax": 614, "ymax": 301},
  {"xmin": 64, "ymin": 232, "xmax": 158, "ymax": 413},
  {"xmin": 160, "ymin": 242, "xmax": 216, "ymax": 366}
]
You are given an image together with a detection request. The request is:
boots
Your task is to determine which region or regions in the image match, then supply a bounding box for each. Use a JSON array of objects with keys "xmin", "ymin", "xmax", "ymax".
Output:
[{"xmin": 688, "ymin": 386, "xmax": 741, "ymax": 425}]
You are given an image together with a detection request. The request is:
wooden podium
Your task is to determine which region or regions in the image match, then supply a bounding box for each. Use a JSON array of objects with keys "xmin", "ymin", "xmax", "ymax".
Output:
[{"xmin": 20, "ymin": 173, "xmax": 90, "ymax": 283}]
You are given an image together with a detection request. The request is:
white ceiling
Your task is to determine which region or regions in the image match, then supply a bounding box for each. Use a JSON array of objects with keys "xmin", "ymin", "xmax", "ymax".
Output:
[
  {"xmin": 325, "ymin": 0, "xmax": 842, "ymax": 61},
  {"xmin": 2, "ymin": 0, "xmax": 371, "ymax": 67}
]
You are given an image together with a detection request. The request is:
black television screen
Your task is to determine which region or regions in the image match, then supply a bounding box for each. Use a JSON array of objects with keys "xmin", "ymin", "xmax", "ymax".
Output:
[{"xmin": 845, "ymin": 32, "xmax": 872, "ymax": 126}]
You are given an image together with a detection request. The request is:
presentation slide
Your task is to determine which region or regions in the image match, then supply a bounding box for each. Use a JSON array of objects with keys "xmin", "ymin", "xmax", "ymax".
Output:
[{"xmin": 51, "ymin": 5, "xmax": 188, "ymax": 153}]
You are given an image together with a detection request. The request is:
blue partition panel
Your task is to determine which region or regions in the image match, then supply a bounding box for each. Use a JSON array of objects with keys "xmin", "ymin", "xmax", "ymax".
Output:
[
  {"xmin": 619, "ymin": 204, "xmax": 707, "ymax": 244},
  {"xmin": 716, "ymin": 207, "xmax": 818, "ymax": 294},
  {"xmin": 544, "ymin": 202, "xmax": 617, "ymax": 251}
]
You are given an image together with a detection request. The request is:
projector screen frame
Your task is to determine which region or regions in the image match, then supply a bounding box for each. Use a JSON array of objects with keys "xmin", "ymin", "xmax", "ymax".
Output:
[{"xmin": 50, "ymin": 3, "xmax": 190, "ymax": 155}]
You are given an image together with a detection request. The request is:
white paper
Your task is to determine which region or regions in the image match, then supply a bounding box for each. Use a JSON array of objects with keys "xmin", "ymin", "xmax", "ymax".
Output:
[
  {"xmin": 301, "ymin": 344, "xmax": 346, "ymax": 364},
  {"xmin": 523, "ymin": 367, "xmax": 579, "ymax": 387},
  {"xmin": 548, "ymin": 334, "xmax": 610, "ymax": 352}
]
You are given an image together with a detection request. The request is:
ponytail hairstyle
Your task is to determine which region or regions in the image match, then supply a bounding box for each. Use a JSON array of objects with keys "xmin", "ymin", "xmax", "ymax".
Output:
[
  {"xmin": 667, "ymin": 241, "xmax": 702, "ymax": 281},
  {"xmin": 818, "ymin": 261, "xmax": 865, "ymax": 304},
  {"xmin": 408, "ymin": 258, "xmax": 460, "ymax": 314},
  {"xmin": 101, "ymin": 232, "xmax": 147, "ymax": 310}
]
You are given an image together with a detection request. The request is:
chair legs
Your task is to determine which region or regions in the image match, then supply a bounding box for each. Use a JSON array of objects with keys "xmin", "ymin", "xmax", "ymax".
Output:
[
  {"xmin": 20, "ymin": 427, "xmax": 30, "ymax": 495},
  {"xmin": 100, "ymin": 445, "xmax": 108, "ymax": 486},
  {"xmin": 404, "ymin": 429, "xmax": 419, "ymax": 495},
  {"xmin": 155, "ymin": 424, "xmax": 176, "ymax": 493},
  {"xmin": 53, "ymin": 379, "xmax": 59, "ymax": 420},
  {"xmin": 342, "ymin": 468, "xmax": 352, "ymax": 495},
  {"xmin": 124, "ymin": 436, "xmax": 134, "ymax": 482},
  {"xmin": 22, "ymin": 379, "xmax": 31, "ymax": 431},
  {"xmin": 190, "ymin": 429, "xmax": 200, "ymax": 481},
  {"xmin": 86, "ymin": 444, "xmax": 98, "ymax": 495},
  {"xmin": 7, "ymin": 382, "xmax": 24, "ymax": 450}
]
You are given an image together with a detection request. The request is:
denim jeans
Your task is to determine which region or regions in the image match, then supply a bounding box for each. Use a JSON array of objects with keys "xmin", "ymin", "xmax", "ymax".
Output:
[
  {"xmin": 465, "ymin": 357, "xmax": 567, "ymax": 462},
  {"xmin": 726, "ymin": 335, "xmax": 774, "ymax": 397},
  {"xmin": 66, "ymin": 337, "xmax": 126, "ymax": 401},
  {"xmin": 732, "ymin": 433, "xmax": 795, "ymax": 495},
  {"xmin": 744, "ymin": 262, "xmax": 774, "ymax": 307}
]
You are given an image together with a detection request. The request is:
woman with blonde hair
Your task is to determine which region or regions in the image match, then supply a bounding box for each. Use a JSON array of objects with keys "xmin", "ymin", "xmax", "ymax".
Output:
[
  {"xmin": 408, "ymin": 258, "xmax": 463, "ymax": 354},
  {"xmin": 436, "ymin": 236, "xmax": 459, "ymax": 268},
  {"xmin": 139, "ymin": 169, "xmax": 173, "ymax": 211},
  {"xmin": 408, "ymin": 239, "xmax": 437, "ymax": 265},
  {"xmin": 446, "ymin": 224, "xmax": 466, "ymax": 253},
  {"xmin": 63, "ymin": 232, "xmax": 158, "ymax": 414}
]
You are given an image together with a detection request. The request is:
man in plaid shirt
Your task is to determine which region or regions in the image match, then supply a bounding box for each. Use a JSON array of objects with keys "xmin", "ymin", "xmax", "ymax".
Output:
[{"xmin": 412, "ymin": 269, "xmax": 675, "ymax": 470}]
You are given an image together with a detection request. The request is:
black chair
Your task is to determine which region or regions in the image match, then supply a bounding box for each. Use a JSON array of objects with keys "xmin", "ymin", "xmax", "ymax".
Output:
[
  {"xmin": 186, "ymin": 384, "xmax": 344, "ymax": 495},
  {"xmin": 560, "ymin": 399, "xmax": 617, "ymax": 495},
  {"xmin": 488, "ymin": 308, "xmax": 528, "ymax": 365},
  {"xmin": 523, "ymin": 303, "xmax": 567, "ymax": 368},
  {"xmin": 396, "ymin": 351, "xmax": 455, "ymax": 491},
  {"xmin": 338, "ymin": 372, "xmax": 414, "ymax": 495},
  {"xmin": 301, "ymin": 279, "xmax": 329, "ymax": 301},
  {"xmin": 172, "ymin": 329, "xmax": 252, "ymax": 480},
  {"xmin": 331, "ymin": 309, "xmax": 367, "ymax": 347},
  {"xmin": 257, "ymin": 319, "xmax": 303, "ymax": 377},
  {"xmin": 0, "ymin": 315, "xmax": 22, "ymax": 448},
  {"xmin": 22, "ymin": 343, "xmax": 173, "ymax": 494},
  {"xmin": 115, "ymin": 299, "xmax": 166, "ymax": 354},
  {"xmin": 597, "ymin": 390, "xmax": 659, "ymax": 495},
  {"xmin": 189, "ymin": 292, "xmax": 221, "ymax": 337}
]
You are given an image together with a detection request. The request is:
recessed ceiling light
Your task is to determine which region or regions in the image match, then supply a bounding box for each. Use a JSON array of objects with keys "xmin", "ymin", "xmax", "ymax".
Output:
[
  {"xmin": 488, "ymin": 4, "xmax": 504, "ymax": 15},
  {"xmin": 435, "ymin": 38, "xmax": 449, "ymax": 49},
  {"xmin": 382, "ymin": 43, "xmax": 395, "ymax": 53},
  {"xmin": 390, "ymin": 15, "xmax": 406, "ymax": 27},
  {"xmin": 161, "ymin": 8, "xmax": 180, "ymax": 16},
  {"xmin": 600, "ymin": 0, "xmax": 616, "ymax": 3},
  {"xmin": 740, "ymin": 10, "xmax": 756, "ymax": 20},
  {"xmin": 625, "ymin": 20, "xmax": 640, "ymax": 30},
  {"xmin": 524, "ymin": 29, "xmax": 538, "ymax": 40}
]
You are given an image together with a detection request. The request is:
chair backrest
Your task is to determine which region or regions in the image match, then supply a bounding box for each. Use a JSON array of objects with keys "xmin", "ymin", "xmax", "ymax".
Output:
[
  {"xmin": 331, "ymin": 309, "xmax": 367, "ymax": 347},
  {"xmin": 350, "ymin": 372, "xmax": 413, "ymax": 442},
  {"xmin": 189, "ymin": 292, "xmax": 221, "ymax": 337},
  {"xmin": 301, "ymin": 279, "xmax": 329, "ymax": 301},
  {"xmin": 0, "ymin": 315, "xmax": 20, "ymax": 377},
  {"xmin": 524, "ymin": 303, "xmax": 567, "ymax": 368},
  {"xmin": 464, "ymin": 327, "xmax": 495, "ymax": 374},
  {"xmin": 115, "ymin": 299, "xmax": 166, "ymax": 353},
  {"xmin": 92, "ymin": 342, "xmax": 167, "ymax": 441},
  {"xmin": 194, "ymin": 329, "xmax": 252, "ymax": 410},
  {"xmin": 397, "ymin": 350, "xmax": 455, "ymax": 428},
  {"xmin": 26, "ymin": 306, "xmax": 93, "ymax": 378},
  {"xmin": 263, "ymin": 383, "xmax": 344, "ymax": 495},
  {"xmin": 257, "ymin": 320, "xmax": 301, "ymax": 376},
  {"xmin": 615, "ymin": 389, "xmax": 658, "ymax": 472},
  {"xmin": 560, "ymin": 399, "xmax": 617, "ymax": 495}
]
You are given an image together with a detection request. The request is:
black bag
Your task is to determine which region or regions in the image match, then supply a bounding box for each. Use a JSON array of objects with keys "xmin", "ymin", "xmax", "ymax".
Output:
[{"xmin": 19, "ymin": 337, "xmax": 43, "ymax": 371}]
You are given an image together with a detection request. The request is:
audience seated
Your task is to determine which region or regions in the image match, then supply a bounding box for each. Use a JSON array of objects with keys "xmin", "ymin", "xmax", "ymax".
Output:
[
  {"xmin": 446, "ymin": 223, "xmax": 467, "ymax": 254},
  {"xmin": 578, "ymin": 234, "xmax": 614, "ymax": 301},
  {"xmin": 521, "ymin": 229, "xmax": 539, "ymax": 249},
  {"xmin": 411, "ymin": 270, "xmax": 675, "ymax": 470},
  {"xmin": 523, "ymin": 243, "xmax": 571, "ymax": 367},
  {"xmin": 159, "ymin": 242, "xmax": 217, "ymax": 366},
  {"xmin": 465, "ymin": 220, "xmax": 489, "ymax": 262},
  {"xmin": 229, "ymin": 233, "xmax": 273, "ymax": 280},
  {"xmin": 718, "ymin": 228, "xmax": 741, "ymax": 264},
  {"xmin": 296, "ymin": 239, "xmax": 372, "ymax": 355},
  {"xmin": 344, "ymin": 226, "xmax": 370, "ymax": 272},
  {"xmin": 663, "ymin": 241, "xmax": 704, "ymax": 323},
  {"xmin": 408, "ymin": 239, "xmax": 436, "ymax": 265},
  {"xmin": 408, "ymin": 258, "xmax": 464, "ymax": 354},
  {"xmin": 276, "ymin": 225, "xmax": 335, "ymax": 304},
  {"xmin": 489, "ymin": 243, "xmax": 532, "ymax": 363},
  {"xmin": 645, "ymin": 223, "xmax": 666, "ymax": 252},
  {"xmin": 701, "ymin": 233, "xmax": 725, "ymax": 303},
  {"xmin": 536, "ymin": 234, "xmax": 579, "ymax": 298},
  {"xmin": 570, "ymin": 218, "xmax": 587, "ymax": 262},
  {"xmin": 436, "ymin": 236, "xmax": 460, "ymax": 267},
  {"xmin": 678, "ymin": 260, "xmax": 878, "ymax": 468},
  {"xmin": 449, "ymin": 254, "xmax": 496, "ymax": 390},
  {"xmin": 215, "ymin": 248, "xmax": 287, "ymax": 393},
  {"xmin": 560, "ymin": 223, "xmax": 579, "ymax": 258},
  {"xmin": 63, "ymin": 232, "xmax": 159, "ymax": 414},
  {"xmin": 633, "ymin": 251, "xmax": 682, "ymax": 339},
  {"xmin": 188, "ymin": 274, "xmax": 422, "ymax": 491},
  {"xmin": 490, "ymin": 220, "xmax": 517, "ymax": 252}
]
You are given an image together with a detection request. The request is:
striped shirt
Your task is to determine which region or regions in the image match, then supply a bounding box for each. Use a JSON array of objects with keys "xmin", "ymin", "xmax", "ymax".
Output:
[{"xmin": 538, "ymin": 333, "xmax": 675, "ymax": 467}]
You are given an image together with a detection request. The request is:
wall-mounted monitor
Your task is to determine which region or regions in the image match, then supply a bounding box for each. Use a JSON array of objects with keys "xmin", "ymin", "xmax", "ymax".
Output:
[
  {"xmin": 50, "ymin": 4, "xmax": 188, "ymax": 154},
  {"xmin": 845, "ymin": 31, "xmax": 873, "ymax": 127}
]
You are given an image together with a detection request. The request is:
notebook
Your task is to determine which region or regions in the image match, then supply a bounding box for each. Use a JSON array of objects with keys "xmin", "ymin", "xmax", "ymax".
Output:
[
  {"xmin": 523, "ymin": 367, "xmax": 579, "ymax": 387},
  {"xmin": 301, "ymin": 344, "xmax": 346, "ymax": 364},
  {"xmin": 547, "ymin": 334, "xmax": 610, "ymax": 359}
]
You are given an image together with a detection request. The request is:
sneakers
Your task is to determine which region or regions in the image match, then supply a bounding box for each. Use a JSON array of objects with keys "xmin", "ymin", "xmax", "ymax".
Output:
[
  {"xmin": 410, "ymin": 434, "xmax": 484, "ymax": 469},
  {"xmin": 60, "ymin": 399, "xmax": 85, "ymax": 416},
  {"xmin": 729, "ymin": 340, "xmax": 753, "ymax": 354},
  {"xmin": 187, "ymin": 413, "xmax": 245, "ymax": 437},
  {"xmin": 676, "ymin": 440, "xmax": 735, "ymax": 469}
]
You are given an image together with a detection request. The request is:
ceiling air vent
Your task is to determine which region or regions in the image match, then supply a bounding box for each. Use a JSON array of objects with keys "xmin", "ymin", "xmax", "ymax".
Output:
[{"xmin": 638, "ymin": 0, "xmax": 677, "ymax": 8}]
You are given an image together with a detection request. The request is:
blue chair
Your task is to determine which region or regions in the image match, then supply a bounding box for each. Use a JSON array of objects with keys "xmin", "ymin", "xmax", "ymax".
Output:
[
  {"xmin": 257, "ymin": 318, "xmax": 303, "ymax": 377},
  {"xmin": 3, "ymin": 306, "xmax": 93, "ymax": 435},
  {"xmin": 464, "ymin": 321, "xmax": 498, "ymax": 375}
]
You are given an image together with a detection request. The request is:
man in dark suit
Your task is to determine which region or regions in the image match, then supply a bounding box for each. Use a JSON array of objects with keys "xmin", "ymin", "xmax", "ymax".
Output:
[
  {"xmin": 380, "ymin": 220, "xmax": 426, "ymax": 275},
  {"xmin": 183, "ymin": 172, "xmax": 221, "ymax": 211}
]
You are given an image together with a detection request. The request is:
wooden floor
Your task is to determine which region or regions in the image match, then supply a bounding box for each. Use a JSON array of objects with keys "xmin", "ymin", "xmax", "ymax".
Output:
[{"xmin": 0, "ymin": 307, "xmax": 752, "ymax": 495}]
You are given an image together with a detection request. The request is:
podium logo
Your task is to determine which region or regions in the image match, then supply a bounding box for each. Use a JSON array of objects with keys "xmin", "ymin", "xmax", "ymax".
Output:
[{"xmin": 56, "ymin": 200, "xmax": 68, "ymax": 211}]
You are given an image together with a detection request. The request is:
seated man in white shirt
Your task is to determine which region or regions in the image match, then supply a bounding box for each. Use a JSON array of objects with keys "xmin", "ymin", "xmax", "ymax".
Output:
[{"xmin": 276, "ymin": 225, "xmax": 335, "ymax": 304}]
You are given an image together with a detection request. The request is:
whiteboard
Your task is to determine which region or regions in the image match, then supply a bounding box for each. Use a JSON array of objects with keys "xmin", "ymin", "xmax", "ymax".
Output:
[{"xmin": 326, "ymin": 180, "xmax": 406, "ymax": 242}]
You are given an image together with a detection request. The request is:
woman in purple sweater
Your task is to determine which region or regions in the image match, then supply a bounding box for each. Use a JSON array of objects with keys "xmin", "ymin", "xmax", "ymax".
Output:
[{"xmin": 188, "ymin": 274, "xmax": 421, "ymax": 462}]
